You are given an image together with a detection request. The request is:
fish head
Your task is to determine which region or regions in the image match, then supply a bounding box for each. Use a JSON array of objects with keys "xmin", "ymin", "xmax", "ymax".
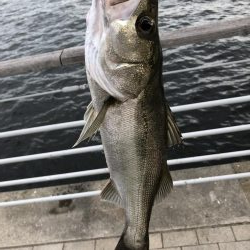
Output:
[
  {"xmin": 86, "ymin": 0, "xmax": 161, "ymax": 101},
  {"xmin": 103, "ymin": 0, "xmax": 160, "ymax": 64}
]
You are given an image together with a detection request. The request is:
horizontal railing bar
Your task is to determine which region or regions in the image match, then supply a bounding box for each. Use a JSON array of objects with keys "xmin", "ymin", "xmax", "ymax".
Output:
[
  {"xmin": 0, "ymin": 145, "xmax": 103, "ymax": 166},
  {"xmin": 169, "ymin": 150, "xmax": 250, "ymax": 165},
  {"xmin": 0, "ymin": 191, "xmax": 101, "ymax": 207},
  {"xmin": 0, "ymin": 121, "xmax": 85, "ymax": 139},
  {"xmin": 0, "ymin": 85, "xmax": 87, "ymax": 103},
  {"xmin": 0, "ymin": 95, "xmax": 249, "ymax": 139},
  {"xmin": 164, "ymin": 58, "xmax": 250, "ymax": 76},
  {"xmin": 174, "ymin": 172, "xmax": 250, "ymax": 186},
  {"xmin": 0, "ymin": 125, "xmax": 250, "ymax": 165},
  {"xmin": 0, "ymin": 140, "xmax": 249, "ymax": 167},
  {"xmin": 0, "ymin": 169, "xmax": 109, "ymax": 187},
  {"xmin": 182, "ymin": 124, "xmax": 250, "ymax": 139},
  {"xmin": 160, "ymin": 17, "xmax": 250, "ymax": 48},
  {"xmin": 0, "ymin": 17, "xmax": 249, "ymax": 77},
  {"xmin": 171, "ymin": 95, "xmax": 250, "ymax": 112},
  {"xmin": 0, "ymin": 47, "xmax": 85, "ymax": 77},
  {"xmin": 0, "ymin": 172, "xmax": 249, "ymax": 207},
  {"xmin": 1, "ymin": 144, "xmax": 250, "ymax": 186},
  {"xmin": 1, "ymin": 90, "xmax": 62, "ymax": 103}
]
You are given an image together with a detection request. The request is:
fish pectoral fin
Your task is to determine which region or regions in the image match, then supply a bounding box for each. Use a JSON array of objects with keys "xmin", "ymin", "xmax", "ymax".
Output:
[
  {"xmin": 101, "ymin": 179, "xmax": 123, "ymax": 207},
  {"xmin": 84, "ymin": 101, "xmax": 95, "ymax": 121},
  {"xmin": 73, "ymin": 97, "xmax": 114, "ymax": 147},
  {"xmin": 154, "ymin": 167, "xmax": 173, "ymax": 205},
  {"xmin": 166, "ymin": 103, "xmax": 183, "ymax": 147}
]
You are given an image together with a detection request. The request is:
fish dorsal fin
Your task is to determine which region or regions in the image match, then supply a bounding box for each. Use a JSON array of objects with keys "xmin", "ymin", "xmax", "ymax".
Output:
[
  {"xmin": 166, "ymin": 104, "xmax": 183, "ymax": 147},
  {"xmin": 101, "ymin": 179, "xmax": 123, "ymax": 207},
  {"xmin": 154, "ymin": 166, "xmax": 173, "ymax": 205},
  {"xmin": 73, "ymin": 97, "xmax": 114, "ymax": 147}
]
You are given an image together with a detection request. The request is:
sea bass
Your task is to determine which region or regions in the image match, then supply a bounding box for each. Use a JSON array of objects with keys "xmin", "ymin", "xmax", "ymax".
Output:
[{"xmin": 74, "ymin": 0, "xmax": 182, "ymax": 249}]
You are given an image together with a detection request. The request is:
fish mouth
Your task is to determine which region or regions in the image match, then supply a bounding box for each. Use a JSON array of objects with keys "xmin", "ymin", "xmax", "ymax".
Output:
[
  {"xmin": 104, "ymin": 0, "xmax": 141, "ymax": 21},
  {"xmin": 107, "ymin": 60, "xmax": 145, "ymax": 70},
  {"xmin": 109, "ymin": 0, "xmax": 129, "ymax": 6},
  {"xmin": 116, "ymin": 62, "xmax": 144, "ymax": 69}
]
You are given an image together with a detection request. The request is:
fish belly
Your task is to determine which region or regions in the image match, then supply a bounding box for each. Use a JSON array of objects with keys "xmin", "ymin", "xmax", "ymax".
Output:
[{"xmin": 100, "ymin": 86, "xmax": 167, "ymax": 242}]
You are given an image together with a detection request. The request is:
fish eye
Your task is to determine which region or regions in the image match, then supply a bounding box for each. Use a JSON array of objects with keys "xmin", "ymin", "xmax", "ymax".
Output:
[{"xmin": 136, "ymin": 15, "xmax": 155, "ymax": 37}]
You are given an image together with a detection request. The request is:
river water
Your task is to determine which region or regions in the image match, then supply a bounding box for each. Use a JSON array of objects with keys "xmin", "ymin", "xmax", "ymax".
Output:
[{"xmin": 0, "ymin": 0, "xmax": 249, "ymax": 189}]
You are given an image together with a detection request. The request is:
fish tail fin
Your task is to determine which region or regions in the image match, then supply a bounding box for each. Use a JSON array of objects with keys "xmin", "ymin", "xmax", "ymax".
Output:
[
  {"xmin": 115, "ymin": 229, "xmax": 149, "ymax": 250},
  {"xmin": 115, "ymin": 236, "xmax": 130, "ymax": 250}
]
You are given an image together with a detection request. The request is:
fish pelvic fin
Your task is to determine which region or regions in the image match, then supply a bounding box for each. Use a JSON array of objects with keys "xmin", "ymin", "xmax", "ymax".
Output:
[
  {"xmin": 73, "ymin": 97, "xmax": 114, "ymax": 147},
  {"xmin": 101, "ymin": 179, "xmax": 123, "ymax": 207},
  {"xmin": 166, "ymin": 103, "xmax": 183, "ymax": 147},
  {"xmin": 154, "ymin": 166, "xmax": 173, "ymax": 204}
]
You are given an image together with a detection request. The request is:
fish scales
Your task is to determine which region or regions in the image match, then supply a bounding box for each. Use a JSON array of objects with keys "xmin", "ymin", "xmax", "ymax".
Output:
[
  {"xmin": 74, "ymin": 0, "xmax": 182, "ymax": 249},
  {"xmin": 100, "ymin": 78, "xmax": 167, "ymax": 246}
]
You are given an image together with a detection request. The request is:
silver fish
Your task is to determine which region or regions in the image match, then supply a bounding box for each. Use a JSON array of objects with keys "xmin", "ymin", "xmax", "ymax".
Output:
[{"xmin": 74, "ymin": 0, "xmax": 182, "ymax": 249}]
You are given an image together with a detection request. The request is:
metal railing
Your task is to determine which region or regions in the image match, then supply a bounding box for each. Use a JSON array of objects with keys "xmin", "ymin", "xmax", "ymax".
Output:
[
  {"xmin": 0, "ymin": 16, "xmax": 249, "ymax": 207},
  {"xmin": 0, "ymin": 95, "xmax": 250, "ymax": 139},
  {"xmin": 0, "ymin": 17, "xmax": 249, "ymax": 77},
  {"xmin": 164, "ymin": 58, "xmax": 250, "ymax": 76},
  {"xmin": 0, "ymin": 85, "xmax": 88, "ymax": 103},
  {"xmin": 1, "ymin": 172, "xmax": 250, "ymax": 207},
  {"xmin": 1, "ymin": 150, "xmax": 250, "ymax": 189},
  {"xmin": 0, "ymin": 125, "xmax": 250, "ymax": 165}
]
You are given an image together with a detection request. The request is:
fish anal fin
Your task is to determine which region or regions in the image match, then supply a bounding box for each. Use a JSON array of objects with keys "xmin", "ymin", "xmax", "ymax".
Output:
[
  {"xmin": 166, "ymin": 103, "xmax": 183, "ymax": 147},
  {"xmin": 101, "ymin": 179, "xmax": 123, "ymax": 207},
  {"xmin": 154, "ymin": 167, "xmax": 173, "ymax": 205},
  {"xmin": 73, "ymin": 97, "xmax": 115, "ymax": 147}
]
